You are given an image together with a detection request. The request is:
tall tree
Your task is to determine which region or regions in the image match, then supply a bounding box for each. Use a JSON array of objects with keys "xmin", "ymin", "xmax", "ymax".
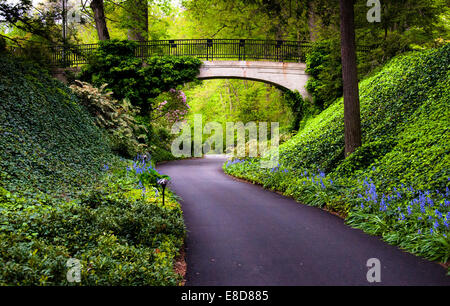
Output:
[
  {"xmin": 0, "ymin": 0, "xmax": 61, "ymax": 43},
  {"xmin": 90, "ymin": 0, "xmax": 110, "ymax": 40},
  {"xmin": 339, "ymin": 0, "xmax": 361, "ymax": 156},
  {"xmin": 125, "ymin": 0, "xmax": 148, "ymax": 41}
]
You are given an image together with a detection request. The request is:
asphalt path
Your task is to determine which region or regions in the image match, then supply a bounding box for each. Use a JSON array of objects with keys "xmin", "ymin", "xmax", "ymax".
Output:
[{"xmin": 157, "ymin": 155, "xmax": 450, "ymax": 286}]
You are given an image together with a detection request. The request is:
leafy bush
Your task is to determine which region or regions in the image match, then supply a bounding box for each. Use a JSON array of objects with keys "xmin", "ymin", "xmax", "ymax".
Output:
[
  {"xmin": 0, "ymin": 158, "xmax": 185, "ymax": 285},
  {"xmin": 224, "ymin": 44, "xmax": 450, "ymax": 268},
  {"xmin": 69, "ymin": 81, "xmax": 148, "ymax": 158},
  {"xmin": 79, "ymin": 39, "xmax": 202, "ymax": 115},
  {"xmin": 305, "ymin": 40, "xmax": 342, "ymax": 109}
]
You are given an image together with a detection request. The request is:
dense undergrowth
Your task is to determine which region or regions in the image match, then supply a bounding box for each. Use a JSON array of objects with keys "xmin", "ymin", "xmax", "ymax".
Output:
[
  {"xmin": 224, "ymin": 44, "xmax": 450, "ymax": 271},
  {"xmin": 0, "ymin": 56, "xmax": 185, "ymax": 285}
]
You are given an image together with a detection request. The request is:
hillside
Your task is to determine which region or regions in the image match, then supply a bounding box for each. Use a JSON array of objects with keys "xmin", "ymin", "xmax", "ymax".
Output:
[
  {"xmin": 224, "ymin": 44, "xmax": 450, "ymax": 266},
  {"xmin": 0, "ymin": 56, "xmax": 185, "ymax": 285},
  {"xmin": 0, "ymin": 55, "xmax": 113, "ymax": 198}
]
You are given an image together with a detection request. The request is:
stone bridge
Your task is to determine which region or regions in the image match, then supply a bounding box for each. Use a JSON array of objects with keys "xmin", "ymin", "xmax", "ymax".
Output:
[
  {"xmin": 49, "ymin": 39, "xmax": 365, "ymax": 98},
  {"xmin": 198, "ymin": 60, "xmax": 309, "ymax": 98}
]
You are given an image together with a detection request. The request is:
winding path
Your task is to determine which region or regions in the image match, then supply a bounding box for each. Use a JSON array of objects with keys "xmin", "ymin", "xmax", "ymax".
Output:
[{"xmin": 158, "ymin": 155, "xmax": 449, "ymax": 286}]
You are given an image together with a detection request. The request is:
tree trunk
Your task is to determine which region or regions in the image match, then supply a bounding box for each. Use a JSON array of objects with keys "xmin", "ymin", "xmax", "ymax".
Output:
[
  {"xmin": 307, "ymin": 1, "xmax": 317, "ymax": 42},
  {"xmin": 127, "ymin": 0, "xmax": 148, "ymax": 42},
  {"xmin": 90, "ymin": 0, "xmax": 110, "ymax": 41},
  {"xmin": 339, "ymin": 0, "xmax": 361, "ymax": 157}
]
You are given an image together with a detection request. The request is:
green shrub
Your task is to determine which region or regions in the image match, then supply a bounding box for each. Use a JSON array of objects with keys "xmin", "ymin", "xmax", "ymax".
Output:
[
  {"xmin": 0, "ymin": 160, "xmax": 186, "ymax": 285},
  {"xmin": 305, "ymin": 40, "xmax": 342, "ymax": 109},
  {"xmin": 69, "ymin": 81, "xmax": 148, "ymax": 158},
  {"xmin": 334, "ymin": 138, "xmax": 396, "ymax": 177},
  {"xmin": 79, "ymin": 39, "xmax": 202, "ymax": 115}
]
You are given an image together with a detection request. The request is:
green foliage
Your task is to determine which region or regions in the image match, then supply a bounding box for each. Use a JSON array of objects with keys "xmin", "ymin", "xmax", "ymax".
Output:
[
  {"xmin": 178, "ymin": 0, "xmax": 309, "ymax": 40},
  {"xmin": 305, "ymin": 40, "xmax": 342, "ymax": 109},
  {"xmin": 0, "ymin": 55, "xmax": 187, "ymax": 285},
  {"xmin": 334, "ymin": 139, "xmax": 396, "ymax": 177},
  {"xmin": 184, "ymin": 79, "xmax": 296, "ymax": 151},
  {"xmin": 80, "ymin": 39, "xmax": 202, "ymax": 114},
  {"xmin": 224, "ymin": 45, "xmax": 450, "ymax": 267},
  {"xmin": 69, "ymin": 81, "xmax": 148, "ymax": 158},
  {"xmin": 0, "ymin": 161, "xmax": 185, "ymax": 285},
  {"xmin": 0, "ymin": 55, "xmax": 113, "ymax": 197},
  {"xmin": 283, "ymin": 90, "xmax": 307, "ymax": 131},
  {"xmin": 129, "ymin": 155, "xmax": 171, "ymax": 188},
  {"xmin": 280, "ymin": 44, "xmax": 450, "ymax": 189}
]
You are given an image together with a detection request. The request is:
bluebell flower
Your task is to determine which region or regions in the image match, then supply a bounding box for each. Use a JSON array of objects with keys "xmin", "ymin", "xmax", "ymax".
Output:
[
  {"xmin": 420, "ymin": 204, "xmax": 426, "ymax": 213},
  {"xmin": 407, "ymin": 206, "xmax": 412, "ymax": 215}
]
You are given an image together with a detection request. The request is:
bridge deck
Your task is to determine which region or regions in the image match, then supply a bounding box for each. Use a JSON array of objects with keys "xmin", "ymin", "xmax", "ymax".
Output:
[{"xmin": 44, "ymin": 39, "xmax": 371, "ymax": 67}]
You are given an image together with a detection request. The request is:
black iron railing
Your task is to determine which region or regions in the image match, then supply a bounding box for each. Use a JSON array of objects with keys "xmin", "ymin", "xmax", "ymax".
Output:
[{"xmin": 45, "ymin": 39, "xmax": 371, "ymax": 67}]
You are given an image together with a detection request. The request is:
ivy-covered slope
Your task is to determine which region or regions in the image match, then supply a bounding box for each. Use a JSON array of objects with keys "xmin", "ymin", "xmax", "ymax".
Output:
[
  {"xmin": 0, "ymin": 56, "xmax": 113, "ymax": 197},
  {"xmin": 280, "ymin": 44, "xmax": 449, "ymax": 190}
]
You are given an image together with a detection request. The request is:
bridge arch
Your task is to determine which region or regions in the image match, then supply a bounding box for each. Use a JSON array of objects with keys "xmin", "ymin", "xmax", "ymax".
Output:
[{"xmin": 198, "ymin": 61, "xmax": 310, "ymax": 99}]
